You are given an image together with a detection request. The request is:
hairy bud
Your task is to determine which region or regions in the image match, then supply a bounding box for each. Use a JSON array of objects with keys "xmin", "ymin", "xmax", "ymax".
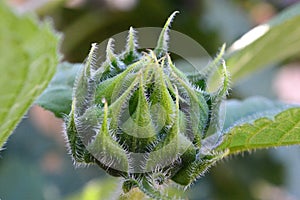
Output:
[{"xmin": 64, "ymin": 11, "xmax": 230, "ymax": 199}]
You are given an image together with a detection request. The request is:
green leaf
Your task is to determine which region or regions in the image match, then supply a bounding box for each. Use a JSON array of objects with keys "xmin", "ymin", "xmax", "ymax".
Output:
[
  {"xmin": 225, "ymin": 2, "xmax": 300, "ymax": 83},
  {"xmin": 37, "ymin": 62, "xmax": 82, "ymax": 118},
  {"xmin": 217, "ymin": 99, "xmax": 300, "ymax": 154},
  {"xmin": 223, "ymin": 96, "xmax": 292, "ymax": 131},
  {"xmin": 0, "ymin": 3, "xmax": 60, "ymax": 148}
]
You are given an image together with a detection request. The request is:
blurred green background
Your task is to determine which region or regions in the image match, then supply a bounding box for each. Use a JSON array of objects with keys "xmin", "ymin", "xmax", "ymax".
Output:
[{"xmin": 1, "ymin": 0, "xmax": 300, "ymax": 199}]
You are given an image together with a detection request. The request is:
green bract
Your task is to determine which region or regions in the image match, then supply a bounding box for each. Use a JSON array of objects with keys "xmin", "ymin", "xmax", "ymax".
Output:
[{"xmin": 64, "ymin": 12, "xmax": 229, "ymax": 199}]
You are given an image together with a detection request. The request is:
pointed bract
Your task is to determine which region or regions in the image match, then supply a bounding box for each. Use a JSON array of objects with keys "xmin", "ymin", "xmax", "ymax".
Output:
[{"xmin": 154, "ymin": 11, "xmax": 179, "ymax": 57}]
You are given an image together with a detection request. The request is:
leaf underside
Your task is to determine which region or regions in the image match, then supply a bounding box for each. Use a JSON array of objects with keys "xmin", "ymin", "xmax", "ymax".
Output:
[{"xmin": 37, "ymin": 62, "xmax": 82, "ymax": 118}]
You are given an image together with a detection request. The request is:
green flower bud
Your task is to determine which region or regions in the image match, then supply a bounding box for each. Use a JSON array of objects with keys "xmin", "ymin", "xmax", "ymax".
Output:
[{"xmin": 64, "ymin": 11, "xmax": 230, "ymax": 199}]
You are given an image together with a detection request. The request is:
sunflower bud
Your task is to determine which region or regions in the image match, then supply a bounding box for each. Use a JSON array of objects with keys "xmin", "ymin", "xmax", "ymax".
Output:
[{"xmin": 64, "ymin": 11, "xmax": 229, "ymax": 198}]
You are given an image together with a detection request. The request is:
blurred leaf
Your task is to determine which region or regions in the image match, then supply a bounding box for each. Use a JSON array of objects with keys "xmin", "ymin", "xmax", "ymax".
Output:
[
  {"xmin": 65, "ymin": 178, "xmax": 119, "ymax": 200},
  {"xmin": 119, "ymin": 188, "xmax": 147, "ymax": 200},
  {"xmin": 37, "ymin": 62, "xmax": 82, "ymax": 118},
  {"xmin": 0, "ymin": 3, "xmax": 60, "ymax": 148},
  {"xmin": 225, "ymin": 2, "xmax": 300, "ymax": 83},
  {"xmin": 217, "ymin": 99, "xmax": 300, "ymax": 154}
]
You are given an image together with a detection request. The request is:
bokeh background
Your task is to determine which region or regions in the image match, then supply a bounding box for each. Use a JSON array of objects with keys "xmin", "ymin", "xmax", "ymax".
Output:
[{"xmin": 1, "ymin": 0, "xmax": 300, "ymax": 199}]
